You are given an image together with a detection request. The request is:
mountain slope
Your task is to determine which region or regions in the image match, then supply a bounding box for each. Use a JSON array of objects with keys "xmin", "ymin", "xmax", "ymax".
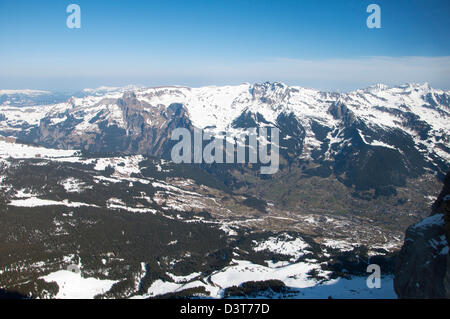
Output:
[
  {"xmin": 0, "ymin": 82, "xmax": 447, "ymax": 227},
  {"xmin": 0, "ymin": 138, "xmax": 399, "ymax": 299},
  {"xmin": 1, "ymin": 82, "xmax": 448, "ymax": 163},
  {"xmin": 394, "ymin": 172, "xmax": 450, "ymax": 298}
]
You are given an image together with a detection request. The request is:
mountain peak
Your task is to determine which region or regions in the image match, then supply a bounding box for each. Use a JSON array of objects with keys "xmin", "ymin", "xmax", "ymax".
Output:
[
  {"xmin": 363, "ymin": 83, "xmax": 390, "ymax": 92},
  {"xmin": 397, "ymin": 82, "xmax": 432, "ymax": 92},
  {"xmin": 253, "ymin": 81, "xmax": 288, "ymax": 89}
]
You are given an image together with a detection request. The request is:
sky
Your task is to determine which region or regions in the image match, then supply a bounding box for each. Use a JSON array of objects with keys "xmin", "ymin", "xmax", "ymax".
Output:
[{"xmin": 0, "ymin": 0, "xmax": 449, "ymax": 91}]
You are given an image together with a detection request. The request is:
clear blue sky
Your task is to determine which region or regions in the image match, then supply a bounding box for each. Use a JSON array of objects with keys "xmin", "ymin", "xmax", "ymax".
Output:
[{"xmin": 1, "ymin": 0, "xmax": 449, "ymax": 91}]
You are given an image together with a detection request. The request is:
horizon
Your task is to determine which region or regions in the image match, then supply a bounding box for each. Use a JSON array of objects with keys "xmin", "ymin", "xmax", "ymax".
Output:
[
  {"xmin": 1, "ymin": 80, "xmax": 448, "ymax": 95},
  {"xmin": 1, "ymin": 0, "xmax": 449, "ymax": 91}
]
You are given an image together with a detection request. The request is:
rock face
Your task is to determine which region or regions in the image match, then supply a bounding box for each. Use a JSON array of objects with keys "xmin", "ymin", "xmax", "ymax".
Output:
[
  {"xmin": 394, "ymin": 172, "xmax": 450, "ymax": 298},
  {"xmin": 31, "ymin": 94, "xmax": 193, "ymax": 157}
]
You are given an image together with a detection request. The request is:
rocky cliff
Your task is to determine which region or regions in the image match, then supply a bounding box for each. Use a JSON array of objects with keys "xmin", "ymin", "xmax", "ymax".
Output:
[{"xmin": 394, "ymin": 172, "xmax": 450, "ymax": 298}]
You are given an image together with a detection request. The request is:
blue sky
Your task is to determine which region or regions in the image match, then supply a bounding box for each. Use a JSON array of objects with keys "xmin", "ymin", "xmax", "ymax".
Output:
[{"xmin": 0, "ymin": 0, "xmax": 449, "ymax": 91}]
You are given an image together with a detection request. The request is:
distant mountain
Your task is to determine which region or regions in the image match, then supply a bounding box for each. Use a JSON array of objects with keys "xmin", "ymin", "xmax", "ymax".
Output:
[
  {"xmin": 0, "ymin": 89, "xmax": 72, "ymax": 107},
  {"xmin": 0, "ymin": 82, "xmax": 448, "ymax": 186}
]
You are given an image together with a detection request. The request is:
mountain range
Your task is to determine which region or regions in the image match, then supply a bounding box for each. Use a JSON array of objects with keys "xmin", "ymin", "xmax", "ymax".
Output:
[
  {"xmin": 1, "ymin": 82, "xmax": 448, "ymax": 177},
  {"xmin": 0, "ymin": 82, "xmax": 448, "ymax": 298}
]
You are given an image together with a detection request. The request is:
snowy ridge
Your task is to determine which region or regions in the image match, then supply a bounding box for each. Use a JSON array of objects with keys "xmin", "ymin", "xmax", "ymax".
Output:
[
  {"xmin": 0, "ymin": 139, "xmax": 79, "ymax": 159},
  {"xmin": 0, "ymin": 81, "xmax": 448, "ymax": 166},
  {"xmin": 0, "ymin": 89, "xmax": 51, "ymax": 96}
]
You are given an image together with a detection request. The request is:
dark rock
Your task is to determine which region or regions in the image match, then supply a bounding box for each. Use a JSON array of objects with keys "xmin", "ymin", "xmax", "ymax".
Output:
[{"xmin": 394, "ymin": 172, "xmax": 450, "ymax": 298}]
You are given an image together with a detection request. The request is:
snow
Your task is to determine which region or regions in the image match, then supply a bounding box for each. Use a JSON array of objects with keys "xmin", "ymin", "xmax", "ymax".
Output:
[
  {"xmin": 14, "ymin": 188, "xmax": 39, "ymax": 198},
  {"xmin": 40, "ymin": 270, "xmax": 118, "ymax": 299},
  {"xmin": 134, "ymin": 258, "xmax": 397, "ymax": 299},
  {"xmin": 56, "ymin": 155, "xmax": 150, "ymax": 186},
  {"xmin": 50, "ymin": 116, "xmax": 67, "ymax": 125},
  {"xmin": 152, "ymin": 181, "xmax": 182, "ymax": 192},
  {"xmin": 0, "ymin": 140, "xmax": 78, "ymax": 159},
  {"xmin": 287, "ymin": 275, "xmax": 396, "ymax": 299},
  {"xmin": 253, "ymin": 234, "xmax": 310, "ymax": 260},
  {"xmin": 210, "ymin": 259, "xmax": 324, "ymax": 290},
  {"xmin": 166, "ymin": 271, "xmax": 201, "ymax": 283},
  {"xmin": 92, "ymin": 155, "xmax": 144, "ymax": 177},
  {"xmin": 81, "ymin": 86, "xmax": 122, "ymax": 95},
  {"xmin": 0, "ymin": 105, "xmax": 54, "ymax": 128},
  {"xmin": 93, "ymin": 175, "xmax": 121, "ymax": 184},
  {"xmin": 219, "ymin": 224, "xmax": 238, "ymax": 236},
  {"xmin": 144, "ymin": 279, "xmax": 183, "ymax": 297},
  {"xmin": 0, "ymin": 89, "xmax": 51, "ymax": 96},
  {"xmin": 425, "ymin": 195, "xmax": 437, "ymax": 205},
  {"xmin": 106, "ymin": 197, "xmax": 157, "ymax": 214},
  {"xmin": 413, "ymin": 213, "xmax": 444, "ymax": 229},
  {"xmin": 9, "ymin": 197, "xmax": 97, "ymax": 208},
  {"xmin": 1, "ymin": 82, "xmax": 448, "ymax": 165},
  {"xmin": 348, "ymin": 83, "xmax": 449, "ymax": 132},
  {"xmin": 321, "ymin": 239, "xmax": 355, "ymax": 252},
  {"xmin": 60, "ymin": 178, "xmax": 91, "ymax": 193}
]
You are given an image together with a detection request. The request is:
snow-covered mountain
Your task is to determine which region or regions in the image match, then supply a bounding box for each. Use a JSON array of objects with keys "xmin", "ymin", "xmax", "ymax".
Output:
[
  {"xmin": 0, "ymin": 82, "xmax": 448, "ymax": 187},
  {"xmin": 0, "ymin": 82, "xmax": 448, "ymax": 299},
  {"xmin": 0, "ymin": 89, "xmax": 72, "ymax": 107}
]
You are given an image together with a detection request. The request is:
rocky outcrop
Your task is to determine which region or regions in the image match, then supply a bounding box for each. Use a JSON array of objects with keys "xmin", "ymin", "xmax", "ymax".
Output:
[
  {"xmin": 394, "ymin": 172, "xmax": 450, "ymax": 298},
  {"xmin": 25, "ymin": 93, "xmax": 194, "ymax": 158}
]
